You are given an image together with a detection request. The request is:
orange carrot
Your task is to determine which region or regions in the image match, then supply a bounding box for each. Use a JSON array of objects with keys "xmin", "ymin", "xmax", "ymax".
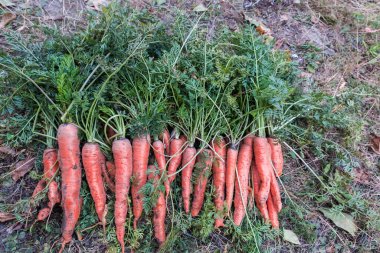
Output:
[
  {"xmin": 106, "ymin": 161, "xmax": 116, "ymax": 179},
  {"xmin": 36, "ymin": 207, "xmax": 50, "ymax": 221},
  {"xmin": 243, "ymin": 134, "xmax": 254, "ymax": 146},
  {"xmin": 233, "ymin": 143, "xmax": 253, "ymax": 225},
  {"xmin": 191, "ymin": 149, "xmax": 213, "ymax": 217},
  {"xmin": 148, "ymin": 165, "xmax": 166, "ymax": 245},
  {"xmin": 211, "ymin": 139, "xmax": 227, "ymax": 228},
  {"xmin": 181, "ymin": 145, "xmax": 197, "ymax": 213},
  {"xmin": 82, "ymin": 143, "xmax": 107, "ymax": 230},
  {"xmin": 267, "ymin": 194, "xmax": 279, "ymax": 229},
  {"xmin": 132, "ymin": 134, "xmax": 150, "ymax": 229},
  {"xmin": 47, "ymin": 181, "xmax": 61, "ymax": 208},
  {"xmin": 113, "ymin": 138, "xmax": 133, "ymax": 253},
  {"xmin": 32, "ymin": 180, "xmax": 46, "ymax": 198},
  {"xmin": 225, "ymin": 145, "xmax": 238, "ymax": 211},
  {"xmin": 251, "ymin": 157, "xmax": 269, "ymax": 221},
  {"xmin": 167, "ymin": 136, "xmax": 186, "ymax": 185},
  {"xmin": 253, "ymin": 137, "xmax": 271, "ymax": 204},
  {"xmin": 100, "ymin": 154, "xmax": 115, "ymax": 193},
  {"xmin": 153, "ymin": 139, "xmax": 169, "ymax": 197},
  {"xmin": 267, "ymin": 138, "xmax": 283, "ymax": 176},
  {"xmin": 159, "ymin": 129, "xmax": 170, "ymax": 155},
  {"xmin": 269, "ymin": 169, "xmax": 282, "ymax": 212},
  {"xmin": 57, "ymin": 123, "xmax": 82, "ymax": 253}
]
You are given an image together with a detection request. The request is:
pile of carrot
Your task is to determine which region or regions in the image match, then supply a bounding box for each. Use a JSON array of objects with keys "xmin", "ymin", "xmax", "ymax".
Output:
[{"xmin": 31, "ymin": 124, "xmax": 284, "ymax": 251}]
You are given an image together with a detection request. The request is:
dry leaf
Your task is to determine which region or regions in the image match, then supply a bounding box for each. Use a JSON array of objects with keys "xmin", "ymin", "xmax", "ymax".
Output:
[
  {"xmin": 87, "ymin": 0, "xmax": 110, "ymax": 11},
  {"xmin": 320, "ymin": 208, "xmax": 357, "ymax": 236},
  {"xmin": 370, "ymin": 134, "xmax": 380, "ymax": 155},
  {"xmin": 0, "ymin": 212, "xmax": 15, "ymax": 222},
  {"xmin": 283, "ymin": 229, "xmax": 301, "ymax": 245},
  {"xmin": 353, "ymin": 168, "xmax": 370, "ymax": 185},
  {"xmin": 12, "ymin": 157, "xmax": 35, "ymax": 181},
  {"xmin": 0, "ymin": 146, "xmax": 17, "ymax": 156},
  {"xmin": 0, "ymin": 13, "xmax": 16, "ymax": 29},
  {"xmin": 193, "ymin": 3, "xmax": 208, "ymax": 12},
  {"xmin": 0, "ymin": 0, "xmax": 15, "ymax": 7}
]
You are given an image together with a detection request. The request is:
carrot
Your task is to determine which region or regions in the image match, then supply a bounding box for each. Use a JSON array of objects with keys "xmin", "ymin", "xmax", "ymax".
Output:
[
  {"xmin": 181, "ymin": 145, "xmax": 197, "ymax": 214},
  {"xmin": 225, "ymin": 145, "xmax": 238, "ymax": 212},
  {"xmin": 267, "ymin": 138, "xmax": 283, "ymax": 176},
  {"xmin": 211, "ymin": 139, "xmax": 227, "ymax": 228},
  {"xmin": 100, "ymin": 154, "xmax": 115, "ymax": 193},
  {"xmin": 47, "ymin": 181, "xmax": 61, "ymax": 208},
  {"xmin": 159, "ymin": 129, "xmax": 170, "ymax": 156},
  {"xmin": 32, "ymin": 180, "xmax": 46, "ymax": 198},
  {"xmin": 82, "ymin": 143, "xmax": 107, "ymax": 230},
  {"xmin": 153, "ymin": 139, "xmax": 169, "ymax": 197},
  {"xmin": 113, "ymin": 138, "xmax": 133, "ymax": 253},
  {"xmin": 233, "ymin": 143, "xmax": 253, "ymax": 225},
  {"xmin": 191, "ymin": 149, "xmax": 213, "ymax": 217},
  {"xmin": 131, "ymin": 134, "xmax": 150, "ymax": 229},
  {"xmin": 106, "ymin": 161, "xmax": 116, "ymax": 179},
  {"xmin": 267, "ymin": 194, "xmax": 279, "ymax": 229},
  {"xmin": 148, "ymin": 165, "xmax": 166, "ymax": 245},
  {"xmin": 269, "ymin": 168, "xmax": 282, "ymax": 212},
  {"xmin": 253, "ymin": 137, "xmax": 271, "ymax": 204},
  {"xmin": 252, "ymin": 157, "xmax": 269, "ymax": 221},
  {"xmin": 167, "ymin": 135, "xmax": 186, "ymax": 185},
  {"xmin": 57, "ymin": 123, "xmax": 82, "ymax": 253},
  {"xmin": 243, "ymin": 134, "xmax": 254, "ymax": 146},
  {"xmin": 36, "ymin": 207, "xmax": 50, "ymax": 221},
  {"xmin": 32, "ymin": 148, "xmax": 60, "ymax": 198}
]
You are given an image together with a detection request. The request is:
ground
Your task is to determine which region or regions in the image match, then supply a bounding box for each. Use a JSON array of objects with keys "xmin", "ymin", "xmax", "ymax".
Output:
[{"xmin": 0, "ymin": 0, "xmax": 379, "ymax": 252}]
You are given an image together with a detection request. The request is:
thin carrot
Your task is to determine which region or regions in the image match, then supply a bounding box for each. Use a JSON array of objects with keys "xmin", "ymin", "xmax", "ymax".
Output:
[
  {"xmin": 32, "ymin": 180, "xmax": 46, "ymax": 198},
  {"xmin": 57, "ymin": 123, "xmax": 82, "ymax": 253},
  {"xmin": 191, "ymin": 149, "xmax": 213, "ymax": 217},
  {"xmin": 251, "ymin": 157, "xmax": 269, "ymax": 221},
  {"xmin": 82, "ymin": 143, "xmax": 107, "ymax": 230},
  {"xmin": 36, "ymin": 207, "xmax": 50, "ymax": 221},
  {"xmin": 269, "ymin": 169, "xmax": 282, "ymax": 212},
  {"xmin": 159, "ymin": 129, "xmax": 170, "ymax": 156},
  {"xmin": 113, "ymin": 138, "xmax": 133, "ymax": 253},
  {"xmin": 211, "ymin": 138, "xmax": 227, "ymax": 228},
  {"xmin": 267, "ymin": 138, "xmax": 283, "ymax": 176},
  {"xmin": 233, "ymin": 143, "xmax": 253, "ymax": 225},
  {"xmin": 132, "ymin": 134, "xmax": 150, "ymax": 229},
  {"xmin": 106, "ymin": 161, "xmax": 116, "ymax": 179},
  {"xmin": 148, "ymin": 165, "xmax": 166, "ymax": 246},
  {"xmin": 167, "ymin": 135, "xmax": 186, "ymax": 184},
  {"xmin": 181, "ymin": 145, "xmax": 197, "ymax": 214},
  {"xmin": 267, "ymin": 194, "xmax": 279, "ymax": 229},
  {"xmin": 100, "ymin": 155, "xmax": 115, "ymax": 193},
  {"xmin": 153, "ymin": 139, "xmax": 169, "ymax": 197},
  {"xmin": 47, "ymin": 181, "xmax": 61, "ymax": 209},
  {"xmin": 253, "ymin": 137, "xmax": 271, "ymax": 204},
  {"xmin": 225, "ymin": 145, "xmax": 238, "ymax": 212}
]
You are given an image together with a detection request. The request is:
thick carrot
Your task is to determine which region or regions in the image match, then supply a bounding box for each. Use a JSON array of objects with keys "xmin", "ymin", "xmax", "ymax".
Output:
[
  {"xmin": 211, "ymin": 139, "xmax": 227, "ymax": 228},
  {"xmin": 267, "ymin": 138, "xmax": 283, "ymax": 176},
  {"xmin": 167, "ymin": 136, "xmax": 186, "ymax": 184},
  {"xmin": 251, "ymin": 158, "xmax": 269, "ymax": 221},
  {"xmin": 82, "ymin": 143, "xmax": 107, "ymax": 230},
  {"xmin": 225, "ymin": 145, "xmax": 238, "ymax": 212},
  {"xmin": 181, "ymin": 145, "xmax": 197, "ymax": 213},
  {"xmin": 191, "ymin": 149, "xmax": 213, "ymax": 217},
  {"xmin": 267, "ymin": 194, "xmax": 279, "ymax": 229},
  {"xmin": 243, "ymin": 134, "xmax": 254, "ymax": 146},
  {"xmin": 148, "ymin": 165, "xmax": 166, "ymax": 245},
  {"xmin": 132, "ymin": 134, "xmax": 150, "ymax": 229},
  {"xmin": 57, "ymin": 123, "xmax": 82, "ymax": 253},
  {"xmin": 159, "ymin": 129, "xmax": 170, "ymax": 155},
  {"xmin": 106, "ymin": 161, "xmax": 116, "ymax": 179},
  {"xmin": 113, "ymin": 138, "xmax": 133, "ymax": 253},
  {"xmin": 153, "ymin": 139, "xmax": 169, "ymax": 197},
  {"xmin": 253, "ymin": 137, "xmax": 271, "ymax": 204},
  {"xmin": 233, "ymin": 143, "xmax": 253, "ymax": 225}
]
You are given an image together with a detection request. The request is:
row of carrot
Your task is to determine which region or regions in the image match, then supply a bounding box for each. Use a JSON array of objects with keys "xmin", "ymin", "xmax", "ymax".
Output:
[{"xmin": 31, "ymin": 123, "xmax": 283, "ymax": 252}]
